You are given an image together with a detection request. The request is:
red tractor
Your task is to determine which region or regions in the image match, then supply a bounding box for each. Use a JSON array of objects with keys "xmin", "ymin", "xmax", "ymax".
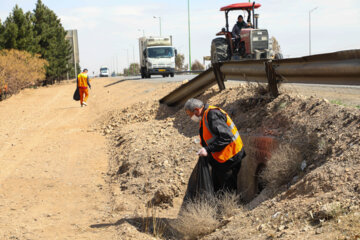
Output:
[{"xmin": 211, "ymin": 2, "xmax": 271, "ymax": 63}]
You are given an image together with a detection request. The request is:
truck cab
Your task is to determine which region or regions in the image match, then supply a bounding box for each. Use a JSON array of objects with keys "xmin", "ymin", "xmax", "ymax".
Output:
[
  {"xmin": 139, "ymin": 36, "xmax": 176, "ymax": 78},
  {"xmin": 99, "ymin": 66, "xmax": 110, "ymax": 77}
]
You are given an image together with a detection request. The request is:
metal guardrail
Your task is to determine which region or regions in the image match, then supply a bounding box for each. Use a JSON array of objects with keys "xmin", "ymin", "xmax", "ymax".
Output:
[
  {"xmin": 160, "ymin": 68, "xmax": 216, "ymax": 106},
  {"xmin": 175, "ymin": 70, "xmax": 205, "ymax": 74},
  {"xmin": 160, "ymin": 49, "xmax": 360, "ymax": 106}
]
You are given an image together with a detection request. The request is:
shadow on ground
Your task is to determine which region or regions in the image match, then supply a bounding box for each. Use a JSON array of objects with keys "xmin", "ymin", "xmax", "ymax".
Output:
[
  {"xmin": 104, "ymin": 77, "xmax": 143, "ymax": 88},
  {"xmin": 90, "ymin": 217, "xmax": 181, "ymax": 239}
]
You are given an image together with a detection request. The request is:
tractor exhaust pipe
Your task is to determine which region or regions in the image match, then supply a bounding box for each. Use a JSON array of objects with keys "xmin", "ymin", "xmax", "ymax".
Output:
[
  {"xmin": 254, "ymin": 14, "xmax": 259, "ymax": 29},
  {"xmin": 252, "ymin": 2, "xmax": 255, "ymax": 29}
]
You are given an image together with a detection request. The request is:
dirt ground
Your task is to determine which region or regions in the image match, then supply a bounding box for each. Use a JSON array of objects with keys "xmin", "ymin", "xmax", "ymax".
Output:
[
  {"xmin": 0, "ymin": 77, "xmax": 359, "ymax": 239},
  {"xmin": 0, "ymin": 77, "xmax": 175, "ymax": 239}
]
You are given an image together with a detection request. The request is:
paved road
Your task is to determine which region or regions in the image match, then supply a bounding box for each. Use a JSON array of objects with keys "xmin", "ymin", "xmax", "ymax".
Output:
[
  {"xmin": 104, "ymin": 74, "xmax": 360, "ymax": 108},
  {"xmin": 106, "ymin": 74, "xmax": 197, "ymax": 83}
]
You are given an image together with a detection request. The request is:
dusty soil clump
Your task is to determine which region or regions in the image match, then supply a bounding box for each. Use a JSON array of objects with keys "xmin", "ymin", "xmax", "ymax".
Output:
[{"xmin": 99, "ymin": 83, "xmax": 360, "ymax": 239}]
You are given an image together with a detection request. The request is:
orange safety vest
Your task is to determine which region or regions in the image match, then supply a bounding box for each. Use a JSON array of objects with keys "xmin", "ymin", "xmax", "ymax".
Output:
[
  {"xmin": 200, "ymin": 105, "xmax": 244, "ymax": 163},
  {"xmin": 77, "ymin": 73, "xmax": 89, "ymax": 88}
]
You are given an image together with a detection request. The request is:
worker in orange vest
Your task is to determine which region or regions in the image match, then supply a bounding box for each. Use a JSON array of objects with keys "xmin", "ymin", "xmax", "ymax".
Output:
[
  {"xmin": 77, "ymin": 69, "xmax": 91, "ymax": 107},
  {"xmin": 0, "ymin": 83, "xmax": 8, "ymax": 101},
  {"xmin": 185, "ymin": 98, "xmax": 246, "ymax": 193}
]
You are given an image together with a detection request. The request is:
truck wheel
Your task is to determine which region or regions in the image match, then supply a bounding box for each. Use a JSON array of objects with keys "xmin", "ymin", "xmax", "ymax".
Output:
[
  {"xmin": 211, "ymin": 37, "xmax": 229, "ymax": 64},
  {"xmin": 170, "ymin": 73, "xmax": 174, "ymax": 77}
]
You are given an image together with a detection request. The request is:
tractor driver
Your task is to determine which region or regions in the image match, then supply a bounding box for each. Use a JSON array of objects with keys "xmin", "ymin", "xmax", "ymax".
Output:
[{"xmin": 232, "ymin": 15, "xmax": 251, "ymax": 52}]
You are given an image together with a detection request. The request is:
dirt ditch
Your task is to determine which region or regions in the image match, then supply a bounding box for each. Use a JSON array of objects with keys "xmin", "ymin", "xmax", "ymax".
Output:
[{"xmin": 96, "ymin": 83, "xmax": 360, "ymax": 239}]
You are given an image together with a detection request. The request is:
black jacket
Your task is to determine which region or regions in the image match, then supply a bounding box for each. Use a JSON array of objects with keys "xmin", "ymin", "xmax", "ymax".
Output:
[{"xmin": 232, "ymin": 21, "xmax": 249, "ymax": 38}]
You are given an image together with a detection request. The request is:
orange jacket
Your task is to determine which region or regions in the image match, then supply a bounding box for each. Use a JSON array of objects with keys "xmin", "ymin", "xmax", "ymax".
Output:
[
  {"xmin": 77, "ymin": 73, "xmax": 89, "ymax": 88},
  {"xmin": 200, "ymin": 105, "xmax": 244, "ymax": 163}
]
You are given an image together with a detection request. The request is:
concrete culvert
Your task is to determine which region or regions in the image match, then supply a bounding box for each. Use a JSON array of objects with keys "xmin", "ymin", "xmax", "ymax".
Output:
[{"xmin": 237, "ymin": 135, "xmax": 278, "ymax": 202}]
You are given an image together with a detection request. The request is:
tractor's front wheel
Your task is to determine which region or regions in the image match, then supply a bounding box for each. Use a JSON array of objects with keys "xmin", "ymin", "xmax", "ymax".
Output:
[
  {"xmin": 211, "ymin": 37, "xmax": 229, "ymax": 64},
  {"xmin": 274, "ymin": 53, "xmax": 283, "ymax": 60}
]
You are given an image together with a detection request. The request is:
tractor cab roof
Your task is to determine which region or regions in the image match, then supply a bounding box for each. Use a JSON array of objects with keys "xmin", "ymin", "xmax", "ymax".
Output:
[{"xmin": 220, "ymin": 2, "xmax": 261, "ymax": 11}]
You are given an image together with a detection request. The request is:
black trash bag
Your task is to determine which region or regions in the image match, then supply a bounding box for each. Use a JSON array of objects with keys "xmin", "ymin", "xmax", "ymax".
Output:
[
  {"xmin": 182, "ymin": 156, "xmax": 214, "ymax": 205},
  {"xmin": 73, "ymin": 87, "xmax": 80, "ymax": 101}
]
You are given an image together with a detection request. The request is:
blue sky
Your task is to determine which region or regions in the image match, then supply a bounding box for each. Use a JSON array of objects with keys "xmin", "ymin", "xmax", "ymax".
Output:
[{"xmin": 1, "ymin": 0, "xmax": 359, "ymax": 74}]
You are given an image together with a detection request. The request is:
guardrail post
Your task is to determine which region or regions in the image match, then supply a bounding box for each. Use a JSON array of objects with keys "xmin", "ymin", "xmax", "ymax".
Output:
[
  {"xmin": 265, "ymin": 60, "xmax": 279, "ymax": 97},
  {"xmin": 212, "ymin": 63, "xmax": 226, "ymax": 91}
]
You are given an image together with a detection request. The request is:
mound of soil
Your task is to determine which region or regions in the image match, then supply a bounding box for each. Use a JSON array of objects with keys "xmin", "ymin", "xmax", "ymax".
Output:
[{"xmin": 97, "ymin": 83, "xmax": 360, "ymax": 239}]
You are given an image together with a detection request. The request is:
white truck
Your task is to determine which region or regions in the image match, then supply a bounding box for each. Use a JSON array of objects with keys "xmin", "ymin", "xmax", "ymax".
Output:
[
  {"xmin": 139, "ymin": 36, "xmax": 177, "ymax": 78},
  {"xmin": 100, "ymin": 66, "xmax": 110, "ymax": 77}
]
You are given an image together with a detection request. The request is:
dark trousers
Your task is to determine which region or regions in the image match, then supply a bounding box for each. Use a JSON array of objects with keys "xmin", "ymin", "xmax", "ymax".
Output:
[
  {"xmin": 234, "ymin": 38, "xmax": 241, "ymax": 51},
  {"xmin": 208, "ymin": 150, "xmax": 245, "ymax": 193}
]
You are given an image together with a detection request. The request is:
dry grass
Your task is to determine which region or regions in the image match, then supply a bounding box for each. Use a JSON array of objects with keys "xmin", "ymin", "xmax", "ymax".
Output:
[
  {"xmin": 172, "ymin": 192, "xmax": 239, "ymax": 239},
  {"xmin": 172, "ymin": 195, "xmax": 220, "ymax": 239},
  {"xmin": 143, "ymin": 204, "xmax": 166, "ymax": 238},
  {"xmin": 245, "ymin": 82, "xmax": 269, "ymax": 96},
  {"xmin": 260, "ymin": 144, "xmax": 302, "ymax": 190},
  {"xmin": 217, "ymin": 191, "xmax": 240, "ymax": 219}
]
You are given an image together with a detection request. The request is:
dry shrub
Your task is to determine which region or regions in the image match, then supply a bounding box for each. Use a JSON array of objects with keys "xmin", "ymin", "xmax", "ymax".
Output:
[
  {"xmin": 143, "ymin": 204, "xmax": 166, "ymax": 238},
  {"xmin": 172, "ymin": 196, "xmax": 220, "ymax": 239},
  {"xmin": 260, "ymin": 144, "xmax": 302, "ymax": 189},
  {"xmin": 191, "ymin": 60, "xmax": 205, "ymax": 71},
  {"xmin": 172, "ymin": 192, "xmax": 239, "ymax": 239},
  {"xmin": 245, "ymin": 82, "xmax": 269, "ymax": 95},
  {"xmin": 217, "ymin": 191, "xmax": 240, "ymax": 219},
  {"xmin": 0, "ymin": 49, "xmax": 48, "ymax": 96}
]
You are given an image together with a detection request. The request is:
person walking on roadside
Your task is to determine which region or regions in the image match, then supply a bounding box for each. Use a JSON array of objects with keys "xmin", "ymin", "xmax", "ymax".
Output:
[
  {"xmin": 77, "ymin": 69, "xmax": 91, "ymax": 107},
  {"xmin": 184, "ymin": 98, "xmax": 246, "ymax": 193}
]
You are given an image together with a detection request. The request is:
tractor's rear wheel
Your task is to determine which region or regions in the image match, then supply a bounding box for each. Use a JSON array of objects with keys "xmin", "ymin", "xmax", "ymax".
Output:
[{"xmin": 211, "ymin": 37, "xmax": 229, "ymax": 64}]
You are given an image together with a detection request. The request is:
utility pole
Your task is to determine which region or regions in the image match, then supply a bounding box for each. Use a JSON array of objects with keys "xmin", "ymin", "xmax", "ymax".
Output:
[
  {"xmin": 309, "ymin": 7, "xmax": 318, "ymax": 55},
  {"xmin": 188, "ymin": 0, "xmax": 192, "ymax": 71},
  {"xmin": 132, "ymin": 46, "xmax": 135, "ymax": 62},
  {"xmin": 153, "ymin": 16, "xmax": 162, "ymax": 36},
  {"xmin": 127, "ymin": 49, "xmax": 129, "ymax": 76},
  {"xmin": 133, "ymin": 46, "xmax": 136, "ymax": 75},
  {"xmin": 72, "ymin": 34, "xmax": 77, "ymax": 78},
  {"xmin": 116, "ymin": 56, "xmax": 119, "ymax": 75}
]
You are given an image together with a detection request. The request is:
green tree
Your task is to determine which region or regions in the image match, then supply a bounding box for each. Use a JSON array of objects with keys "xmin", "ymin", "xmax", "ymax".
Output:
[
  {"xmin": 1, "ymin": 5, "xmax": 40, "ymax": 53},
  {"xmin": 123, "ymin": 63, "xmax": 140, "ymax": 76},
  {"xmin": 129, "ymin": 63, "xmax": 139, "ymax": 75},
  {"xmin": 0, "ymin": 20, "xmax": 5, "ymax": 49},
  {"xmin": 175, "ymin": 53, "xmax": 185, "ymax": 70},
  {"xmin": 33, "ymin": 0, "xmax": 71, "ymax": 82}
]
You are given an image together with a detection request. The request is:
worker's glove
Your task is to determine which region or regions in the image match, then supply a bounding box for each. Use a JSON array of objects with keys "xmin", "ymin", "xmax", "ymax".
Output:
[{"xmin": 197, "ymin": 147, "xmax": 208, "ymax": 157}]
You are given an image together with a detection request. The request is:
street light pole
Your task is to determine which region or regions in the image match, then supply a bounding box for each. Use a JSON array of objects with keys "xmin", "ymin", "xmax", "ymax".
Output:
[
  {"xmin": 309, "ymin": 7, "xmax": 318, "ymax": 55},
  {"xmin": 188, "ymin": 0, "xmax": 192, "ymax": 71},
  {"xmin": 72, "ymin": 33, "xmax": 77, "ymax": 78},
  {"xmin": 153, "ymin": 16, "xmax": 162, "ymax": 36},
  {"xmin": 116, "ymin": 56, "xmax": 119, "ymax": 75}
]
